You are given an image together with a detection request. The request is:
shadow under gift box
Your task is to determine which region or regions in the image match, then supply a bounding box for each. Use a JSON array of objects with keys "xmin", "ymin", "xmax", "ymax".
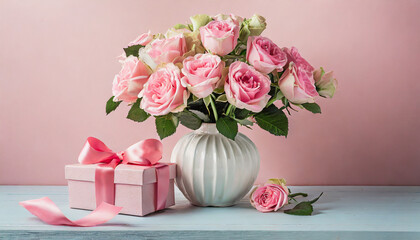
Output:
[{"xmin": 65, "ymin": 163, "xmax": 176, "ymax": 216}]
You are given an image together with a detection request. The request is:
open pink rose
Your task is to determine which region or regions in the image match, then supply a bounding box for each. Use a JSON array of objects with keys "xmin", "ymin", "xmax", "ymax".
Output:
[
  {"xmin": 250, "ymin": 184, "xmax": 289, "ymax": 213},
  {"xmin": 139, "ymin": 63, "xmax": 188, "ymax": 116},
  {"xmin": 112, "ymin": 56, "xmax": 152, "ymax": 103},
  {"xmin": 199, "ymin": 20, "xmax": 239, "ymax": 56},
  {"xmin": 283, "ymin": 47, "xmax": 314, "ymax": 74},
  {"xmin": 247, "ymin": 36, "xmax": 287, "ymax": 74},
  {"xmin": 225, "ymin": 61, "xmax": 271, "ymax": 112},
  {"xmin": 140, "ymin": 34, "xmax": 187, "ymax": 69},
  {"xmin": 278, "ymin": 62, "xmax": 318, "ymax": 104},
  {"xmin": 181, "ymin": 53, "xmax": 225, "ymax": 98},
  {"xmin": 128, "ymin": 31, "xmax": 153, "ymax": 46}
]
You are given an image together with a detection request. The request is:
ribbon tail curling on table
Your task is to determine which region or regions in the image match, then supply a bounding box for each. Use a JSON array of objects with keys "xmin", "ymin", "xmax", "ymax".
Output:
[{"xmin": 19, "ymin": 197, "xmax": 122, "ymax": 227}]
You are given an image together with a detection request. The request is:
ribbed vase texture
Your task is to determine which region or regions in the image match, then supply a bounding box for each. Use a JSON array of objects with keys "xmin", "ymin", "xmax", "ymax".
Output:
[{"xmin": 170, "ymin": 123, "xmax": 260, "ymax": 206}]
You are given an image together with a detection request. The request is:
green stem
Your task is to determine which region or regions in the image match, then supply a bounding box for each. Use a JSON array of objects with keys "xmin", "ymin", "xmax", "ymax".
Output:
[
  {"xmin": 288, "ymin": 192, "xmax": 308, "ymax": 198},
  {"xmin": 266, "ymin": 88, "xmax": 278, "ymax": 107},
  {"xmin": 266, "ymin": 97, "xmax": 277, "ymax": 107},
  {"xmin": 226, "ymin": 104, "xmax": 234, "ymax": 117},
  {"xmin": 209, "ymin": 95, "xmax": 218, "ymax": 121}
]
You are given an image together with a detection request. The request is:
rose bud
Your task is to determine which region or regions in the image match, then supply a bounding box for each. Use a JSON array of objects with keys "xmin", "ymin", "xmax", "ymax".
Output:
[
  {"xmin": 313, "ymin": 68, "xmax": 337, "ymax": 98},
  {"xmin": 248, "ymin": 14, "xmax": 267, "ymax": 36}
]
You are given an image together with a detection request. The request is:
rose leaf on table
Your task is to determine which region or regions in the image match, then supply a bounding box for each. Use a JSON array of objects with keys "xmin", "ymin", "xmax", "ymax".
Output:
[{"xmin": 284, "ymin": 192, "xmax": 323, "ymax": 216}]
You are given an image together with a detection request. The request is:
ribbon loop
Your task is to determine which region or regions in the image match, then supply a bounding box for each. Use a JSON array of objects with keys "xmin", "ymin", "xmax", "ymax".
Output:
[
  {"xmin": 78, "ymin": 137, "xmax": 119, "ymax": 164},
  {"xmin": 122, "ymin": 139, "xmax": 163, "ymax": 165}
]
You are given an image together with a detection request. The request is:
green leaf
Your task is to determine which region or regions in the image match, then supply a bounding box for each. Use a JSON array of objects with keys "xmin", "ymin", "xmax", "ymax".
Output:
[
  {"xmin": 284, "ymin": 192, "xmax": 323, "ymax": 216},
  {"xmin": 254, "ymin": 105, "xmax": 288, "ymax": 136},
  {"xmin": 302, "ymin": 103, "xmax": 321, "ymax": 114},
  {"xmin": 234, "ymin": 118, "xmax": 253, "ymax": 126},
  {"xmin": 174, "ymin": 24, "xmax": 187, "ymax": 29},
  {"xmin": 190, "ymin": 110, "xmax": 211, "ymax": 122},
  {"xmin": 216, "ymin": 94, "xmax": 228, "ymax": 102},
  {"xmin": 178, "ymin": 110, "xmax": 202, "ymax": 130},
  {"xmin": 187, "ymin": 99, "xmax": 210, "ymax": 118},
  {"xmin": 234, "ymin": 108, "xmax": 250, "ymax": 119},
  {"xmin": 213, "ymin": 87, "xmax": 225, "ymax": 94},
  {"xmin": 155, "ymin": 114, "xmax": 178, "ymax": 140},
  {"xmin": 190, "ymin": 14, "xmax": 212, "ymax": 31},
  {"xmin": 216, "ymin": 116, "xmax": 238, "ymax": 140},
  {"xmin": 106, "ymin": 96, "xmax": 122, "ymax": 115},
  {"xmin": 275, "ymin": 90, "xmax": 284, "ymax": 101},
  {"xmin": 203, "ymin": 95, "xmax": 211, "ymax": 107},
  {"xmin": 126, "ymin": 98, "xmax": 149, "ymax": 122},
  {"xmin": 192, "ymin": 95, "xmax": 199, "ymax": 102},
  {"xmin": 239, "ymin": 22, "xmax": 251, "ymax": 42},
  {"xmin": 284, "ymin": 202, "xmax": 314, "ymax": 216},
  {"xmin": 187, "ymin": 24, "xmax": 193, "ymax": 31},
  {"xmin": 268, "ymin": 178, "xmax": 286, "ymax": 186},
  {"xmin": 123, "ymin": 44, "xmax": 144, "ymax": 57},
  {"xmin": 202, "ymin": 95, "xmax": 211, "ymax": 114}
]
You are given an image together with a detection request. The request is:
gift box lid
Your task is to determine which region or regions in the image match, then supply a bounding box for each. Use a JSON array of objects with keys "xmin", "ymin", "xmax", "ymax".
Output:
[{"xmin": 65, "ymin": 163, "xmax": 176, "ymax": 185}]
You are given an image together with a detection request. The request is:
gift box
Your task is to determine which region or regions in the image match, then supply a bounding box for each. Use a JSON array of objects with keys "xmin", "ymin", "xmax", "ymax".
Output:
[{"xmin": 65, "ymin": 163, "xmax": 176, "ymax": 216}]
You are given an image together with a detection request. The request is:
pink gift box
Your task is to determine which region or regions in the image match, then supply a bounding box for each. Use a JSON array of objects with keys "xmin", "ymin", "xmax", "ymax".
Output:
[{"xmin": 65, "ymin": 163, "xmax": 176, "ymax": 216}]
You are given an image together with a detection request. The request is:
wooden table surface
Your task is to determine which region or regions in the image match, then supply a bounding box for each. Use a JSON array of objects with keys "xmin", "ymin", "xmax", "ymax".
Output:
[{"xmin": 1, "ymin": 186, "xmax": 419, "ymax": 239}]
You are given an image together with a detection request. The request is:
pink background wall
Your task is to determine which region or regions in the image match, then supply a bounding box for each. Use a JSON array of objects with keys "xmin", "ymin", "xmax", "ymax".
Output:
[{"xmin": 1, "ymin": 0, "xmax": 419, "ymax": 185}]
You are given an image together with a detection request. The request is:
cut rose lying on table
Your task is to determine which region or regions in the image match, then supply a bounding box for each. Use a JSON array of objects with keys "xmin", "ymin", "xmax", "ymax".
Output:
[
  {"xmin": 106, "ymin": 13, "xmax": 338, "ymax": 140},
  {"xmin": 250, "ymin": 178, "xmax": 323, "ymax": 215}
]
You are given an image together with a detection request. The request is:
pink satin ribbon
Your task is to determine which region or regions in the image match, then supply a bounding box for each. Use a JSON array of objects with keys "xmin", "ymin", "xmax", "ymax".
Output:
[
  {"xmin": 20, "ymin": 137, "xmax": 169, "ymax": 226},
  {"xmin": 19, "ymin": 197, "xmax": 122, "ymax": 227}
]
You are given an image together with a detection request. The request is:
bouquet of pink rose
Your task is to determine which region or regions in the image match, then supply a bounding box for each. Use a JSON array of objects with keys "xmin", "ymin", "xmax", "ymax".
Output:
[{"xmin": 106, "ymin": 13, "xmax": 337, "ymax": 140}]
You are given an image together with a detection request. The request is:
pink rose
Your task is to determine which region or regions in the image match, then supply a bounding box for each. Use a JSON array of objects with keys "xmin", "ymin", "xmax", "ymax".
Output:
[
  {"xmin": 247, "ymin": 36, "xmax": 287, "ymax": 74},
  {"xmin": 128, "ymin": 31, "xmax": 153, "ymax": 46},
  {"xmin": 250, "ymin": 183, "xmax": 289, "ymax": 213},
  {"xmin": 225, "ymin": 61, "xmax": 271, "ymax": 112},
  {"xmin": 199, "ymin": 20, "xmax": 239, "ymax": 56},
  {"xmin": 283, "ymin": 47, "xmax": 314, "ymax": 74},
  {"xmin": 112, "ymin": 56, "xmax": 152, "ymax": 103},
  {"xmin": 140, "ymin": 34, "xmax": 187, "ymax": 69},
  {"xmin": 213, "ymin": 13, "xmax": 243, "ymax": 27},
  {"xmin": 181, "ymin": 53, "xmax": 225, "ymax": 98},
  {"xmin": 139, "ymin": 63, "xmax": 188, "ymax": 116},
  {"xmin": 278, "ymin": 62, "xmax": 318, "ymax": 104}
]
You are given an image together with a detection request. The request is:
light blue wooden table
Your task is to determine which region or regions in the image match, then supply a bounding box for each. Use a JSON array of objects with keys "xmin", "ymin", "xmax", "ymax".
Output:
[{"xmin": 0, "ymin": 186, "xmax": 419, "ymax": 239}]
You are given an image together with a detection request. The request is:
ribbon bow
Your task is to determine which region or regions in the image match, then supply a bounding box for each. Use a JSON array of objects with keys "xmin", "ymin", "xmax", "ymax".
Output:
[
  {"xmin": 78, "ymin": 137, "xmax": 169, "ymax": 208},
  {"xmin": 78, "ymin": 137, "xmax": 163, "ymax": 166},
  {"xmin": 20, "ymin": 137, "xmax": 170, "ymax": 227}
]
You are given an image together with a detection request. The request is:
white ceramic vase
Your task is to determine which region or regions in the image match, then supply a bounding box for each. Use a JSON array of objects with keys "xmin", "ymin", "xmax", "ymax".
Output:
[{"xmin": 170, "ymin": 123, "xmax": 260, "ymax": 207}]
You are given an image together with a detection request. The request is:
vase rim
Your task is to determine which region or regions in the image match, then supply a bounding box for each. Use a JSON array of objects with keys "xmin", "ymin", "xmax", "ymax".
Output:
[{"xmin": 196, "ymin": 123, "xmax": 218, "ymax": 134}]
